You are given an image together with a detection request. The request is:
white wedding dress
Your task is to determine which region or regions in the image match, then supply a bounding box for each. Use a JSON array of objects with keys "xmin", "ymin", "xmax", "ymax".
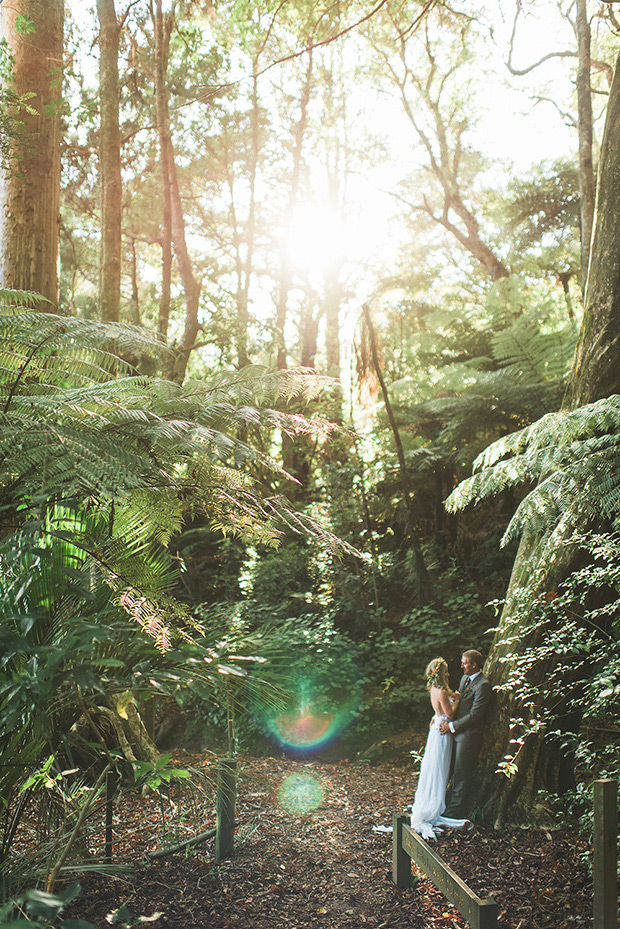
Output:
[{"xmin": 410, "ymin": 713, "xmax": 471, "ymax": 841}]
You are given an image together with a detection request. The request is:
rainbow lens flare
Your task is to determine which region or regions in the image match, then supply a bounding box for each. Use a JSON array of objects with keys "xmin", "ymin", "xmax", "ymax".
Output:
[
  {"xmin": 258, "ymin": 676, "xmax": 359, "ymax": 754},
  {"xmin": 277, "ymin": 773, "xmax": 324, "ymax": 814}
]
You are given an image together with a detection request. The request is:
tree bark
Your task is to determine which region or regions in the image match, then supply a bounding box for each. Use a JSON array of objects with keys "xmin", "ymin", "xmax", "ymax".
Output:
[
  {"xmin": 569, "ymin": 47, "xmax": 620, "ymax": 408},
  {"xmin": 575, "ymin": 0, "xmax": 595, "ymax": 289},
  {"xmin": 154, "ymin": 0, "xmax": 173, "ymax": 342},
  {"xmin": 0, "ymin": 0, "xmax": 64, "ymax": 307},
  {"xmin": 153, "ymin": 3, "xmax": 201, "ymax": 383},
  {"xmin": 97, "ymin": 0, "xmax": 122, "ymax": 322},
  {"xmin": 474, "ymin": 49, "xmax": 620, "ymax": 826}
]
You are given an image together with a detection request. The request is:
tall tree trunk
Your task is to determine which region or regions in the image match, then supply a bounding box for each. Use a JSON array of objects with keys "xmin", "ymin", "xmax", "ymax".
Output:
[
  {"xmin": 154, "ymin": 0, "xmax": 173, "ymax": 342},
  {"xmin": 276, "ymin": 49, "xmax": 313, "ymax": 370},
  {"xmin": 97, "ymin": 0, "xmax": 122, "ymax": 322},
  {"xmin": 362, "ymin": 303, "xmax": 431, "ymax": 604},
  {"xmin": 152, "ymin": 3, "xmax": 201, "ymax": 383},
  {"xmin": 153, "ymin": 0, "xmax": 173, "ymax": 342},
  {"xmin": 474, "ymin": 49, "xmax": 620, "ymax": 826},
  {"xmin": 281, "ymin": 301, "xmax": 320, "ymax": 496},
  {"xmin": 0, "ymin": 0, "xmax": 64, "ymax": 307},
  {"xmin": 575, "ymin": 0, "xmax": 595, "ymax": 288},
  {"xmin": 322, "ymin": 63, "xmax": 344, "ymax": 389},
  {"xmin": 129, "ymin": 237, "xmax": 141, "ymax": 325},
  {"xmin": 236, "ymin": 69, "xmax": 260, "ymax": 370}
]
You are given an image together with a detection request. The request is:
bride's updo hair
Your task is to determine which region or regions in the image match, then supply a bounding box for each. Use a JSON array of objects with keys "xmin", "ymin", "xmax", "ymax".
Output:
[{"xmin": 425, "ymin": 657, "xmax": 448, "ymax": 692}]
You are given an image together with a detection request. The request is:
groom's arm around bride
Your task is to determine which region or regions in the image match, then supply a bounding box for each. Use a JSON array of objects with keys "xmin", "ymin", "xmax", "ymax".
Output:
[{"xmin": 439, "ymin": 649, "xmax": 493, "ymax": 819}]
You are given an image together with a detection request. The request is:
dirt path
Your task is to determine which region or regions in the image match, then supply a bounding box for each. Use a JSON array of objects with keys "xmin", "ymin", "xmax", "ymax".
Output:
[{"xmin": 66, "ymin": 753, "xmax": 592, "ymax": 929}]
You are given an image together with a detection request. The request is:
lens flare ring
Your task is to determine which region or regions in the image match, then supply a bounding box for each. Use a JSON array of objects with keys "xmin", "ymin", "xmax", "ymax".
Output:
[
  {"xmin": 256, "ymin": 674, "xmax": 360, "ymax": 755},
  {"xmin": 277, "ymin": 773, "xmax": 324, "ymax": 814}
]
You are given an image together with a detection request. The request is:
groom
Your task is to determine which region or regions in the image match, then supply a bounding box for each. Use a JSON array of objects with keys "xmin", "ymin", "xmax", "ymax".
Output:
[{"xmin": 439, "ymin": 649, "xmax": 492, "ymax": 819}]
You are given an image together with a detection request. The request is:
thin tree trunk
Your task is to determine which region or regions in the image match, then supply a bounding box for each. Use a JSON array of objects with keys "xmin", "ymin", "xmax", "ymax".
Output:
[
  {"xmin": 0, "ymin": 0, "xmax": 64, "ymax": 307},
  {"xmin": 97, "ymin": 0, "xmax": 122, "ymax": 322},
  {"xmin": 323, "ymin": 60, "xmax": 345, "ymax": 389},
  {"xmin": 362, "ymin": 303, "xmax": 431, "ymax": 603},
  {"xmin": 154, "ymin": 0, "xmax": 173, "ymax": 342},
  {"xmin": 153, "ymin": 3, "xmax": 201, "ymax": 383},
  {"xmin": 575, "ymin": 0, "xmax": 595, "ymax": 288},
  {"xmin": 129, "ymin": 237, "xmax": 141, "ymax": 325},
  {"xmin": 236, "ymin": 69, "xmax": 260, "ymax": 370},
  {"xmin": 276, "ymin": 49, "xmax": 313, "ymax": 370}
]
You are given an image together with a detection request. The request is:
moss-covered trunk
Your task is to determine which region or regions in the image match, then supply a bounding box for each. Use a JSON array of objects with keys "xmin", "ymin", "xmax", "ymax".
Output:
[{"xmin": 474, "ymin": 49, "xmax": 620, "ymax": 826}]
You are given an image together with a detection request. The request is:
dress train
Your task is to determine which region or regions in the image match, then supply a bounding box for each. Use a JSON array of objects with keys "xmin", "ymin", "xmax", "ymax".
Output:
[{"xmin": 410, "ymin": 714, "xmax": 471, "ymax": 841}]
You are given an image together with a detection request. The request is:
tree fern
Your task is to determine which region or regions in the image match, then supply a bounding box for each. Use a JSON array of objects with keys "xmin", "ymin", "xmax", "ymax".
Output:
[
  {"xmin": 446, "ymin": 395, "xmax": 620, "ymax": 546},
  {"xmin": 490, "ymin": 316, "xmax": 576, "ymax": 382},
  {"xmin": 0, "ymin": 298, "xmax": 342, "ymax": 552}
]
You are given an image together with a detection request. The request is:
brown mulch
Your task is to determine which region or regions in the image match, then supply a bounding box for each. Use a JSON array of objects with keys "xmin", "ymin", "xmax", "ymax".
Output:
[{"xmin": 63, "ymin": 751, "xmax": 593, "ymax": 928}]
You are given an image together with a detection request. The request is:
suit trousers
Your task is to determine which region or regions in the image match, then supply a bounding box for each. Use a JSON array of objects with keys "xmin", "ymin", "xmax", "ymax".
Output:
[{"xmin": 444, "ymin": 734, "xmax": 481, "ymax": 818}]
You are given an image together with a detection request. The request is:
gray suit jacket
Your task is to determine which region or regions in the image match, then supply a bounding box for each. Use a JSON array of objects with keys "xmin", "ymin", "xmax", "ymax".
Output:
[{"xmin": 451, "ymin": 672, "xmax": 492, "ymax": 742}]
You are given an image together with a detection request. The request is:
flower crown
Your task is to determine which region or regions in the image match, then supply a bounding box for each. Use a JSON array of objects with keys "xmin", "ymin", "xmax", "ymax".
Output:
[{"xmin": 426, "ymin": 659, "xmax": 446, "ymax": 688}]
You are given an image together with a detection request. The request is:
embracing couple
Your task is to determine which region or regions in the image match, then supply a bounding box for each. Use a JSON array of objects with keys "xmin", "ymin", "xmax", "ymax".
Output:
[{"xmin": 410, "ymin": 649, "xmax": 492, "ymax": 841}]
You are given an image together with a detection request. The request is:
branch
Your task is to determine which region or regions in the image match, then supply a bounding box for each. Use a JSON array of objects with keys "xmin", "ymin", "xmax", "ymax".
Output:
[
  {"xmin": 172, "ymin": 0, "xmax": 393, "ymax": 111},
  {"xmin": 506, "ymin": 3, "xmax": 576, "ymax": 76},
  {"xmin": 508, "ymin": 49, "xmax": 577, "ymax": 77}
]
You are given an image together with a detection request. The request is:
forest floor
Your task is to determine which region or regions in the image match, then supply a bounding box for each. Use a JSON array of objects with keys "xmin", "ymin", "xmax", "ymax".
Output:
[{"xmin": 63, "ymin": 750, "xmax": 593, "ymax": 929}]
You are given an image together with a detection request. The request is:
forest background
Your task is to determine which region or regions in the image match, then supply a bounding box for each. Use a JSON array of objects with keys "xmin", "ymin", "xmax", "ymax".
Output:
[{"xmin": 1, "ymin": 0, "xmax": 620, "ymax": 916}]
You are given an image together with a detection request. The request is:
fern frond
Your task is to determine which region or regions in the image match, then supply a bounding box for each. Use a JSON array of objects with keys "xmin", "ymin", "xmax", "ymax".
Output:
[
  {"xmin": 447, "ymin": 394, "xmax": 620, "ymax": 545},
  {"xmin": 0, "ymin": 288, "xmax": 52, "ymax": 308},
  {"xmin": 491, "ymin": 317, "xmax": 576, "ymax": 381}
]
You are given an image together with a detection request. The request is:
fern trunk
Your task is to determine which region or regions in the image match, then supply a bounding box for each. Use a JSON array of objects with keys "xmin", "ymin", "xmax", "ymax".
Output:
[
  {"xmin": 0, "ymin": 0, "xmax": 64, "ymax": 307},
  {"xmin": 474, "ymin": 48, "xmax": 620, "ymax": 826}
]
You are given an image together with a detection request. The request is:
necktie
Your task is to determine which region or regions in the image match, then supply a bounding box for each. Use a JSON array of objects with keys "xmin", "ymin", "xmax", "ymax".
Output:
[{"xmin": 464, "ymin": 677, "xmax": 471, "ymax": 689}]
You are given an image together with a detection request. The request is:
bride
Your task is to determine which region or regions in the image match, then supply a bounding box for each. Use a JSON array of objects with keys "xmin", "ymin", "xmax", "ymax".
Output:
[{"xmin": 410, "ymin": 657, "xmax": 472, "ymax": 841}]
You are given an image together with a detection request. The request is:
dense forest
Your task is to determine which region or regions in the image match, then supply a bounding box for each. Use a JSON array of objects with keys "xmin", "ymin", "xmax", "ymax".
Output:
[{"xmin": 1, "ymin": 0, "xmax": 619, "ymax": 923}]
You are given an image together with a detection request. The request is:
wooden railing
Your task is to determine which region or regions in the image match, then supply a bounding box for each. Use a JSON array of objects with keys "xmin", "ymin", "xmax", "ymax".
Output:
[
  {"xmin": 594, "ymin": 779, "xmax": 617, "ymax": 929},
  {"xmin": 391, "ymin": 813, "xmax": 498, "ymax": 929},
  {"xmin": 392, "ymin": 777, "xmax": 619, "ymax": 929}
]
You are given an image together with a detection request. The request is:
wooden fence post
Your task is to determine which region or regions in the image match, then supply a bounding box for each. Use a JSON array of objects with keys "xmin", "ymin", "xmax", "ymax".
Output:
[
  {"xmin": 594, "ymin": 778, "xmax": 618, "ymax": 929},
  {"xmin": 392, "ymin": 812, "xmax": 412, "ymax": 888},
  {"xmin": 104, "ymin": 769, "xmax": 118, "ymax": 864},
  {"xmin": 215, "ymin": 756, "xmax": 236, "ymax": 862}
]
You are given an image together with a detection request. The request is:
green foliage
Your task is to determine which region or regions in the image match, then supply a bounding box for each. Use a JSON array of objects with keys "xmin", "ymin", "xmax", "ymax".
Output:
[
  {"xmin": 505, "ymin": 159, "xmax": 581, "ymax": 250},
  {"xmin": 0, "ymin": 883, "xmax": 93, "ymax": 928},
  {"xmin": 132, "ymin": 754, "xmax": 191, "ymax": 793},
  {"xmin": 486, "ymin": 531, "xmax": 620, "ymax": 842},
  {"xmin": 353, "ymin": 581, "xmax": 493, "ymax": 740},
  {"xmin": 0, "ymin": 42, "xmax": 38, "ymax": 171},
  {"xmin": 248, "ymin": 543, "xmax": 315, "ymax": 614},
  {"xmin": 14, "ymin": 15, "xmax": 36, "ymax": 36},
  {"xmin": 0, "ymin": 295, "xmax": 353, "ymax": 564},
  {"xmin": 180, "ymin": 602, "xmax": 361, "ymax": 752},
  {"xmin": 446, "ymin": 394, "xmax": 620, "ymax": 546}
]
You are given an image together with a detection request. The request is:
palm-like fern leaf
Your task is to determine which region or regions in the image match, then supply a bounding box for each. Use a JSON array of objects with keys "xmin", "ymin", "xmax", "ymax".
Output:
[
  {"xmin": 0, "ymin": 298, "xmax": 354, "ymax": 572},
  {"xmin": 446, "ymin": 394, "xmax": 620, "ymax": 546},
  {"xmin": 490, "ymin": 317, "xmax": 576, "ymax": 381}
]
